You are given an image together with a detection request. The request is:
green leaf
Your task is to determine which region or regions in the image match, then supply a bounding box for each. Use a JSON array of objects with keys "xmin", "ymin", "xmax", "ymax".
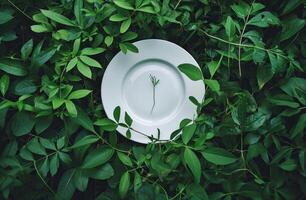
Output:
[
  {"xmin": 27, "ymin": 138, "xmax": 46, "ymax": 155},
  {"xmin": 66, "ymin": 57, "xmax": 78, "ymax": 72},
  {"xmin": 68, "ymin": 89, "xmax": 92, "ymax": 100},
  {"xmin": 14, "ymin": 79, "xmax": 37, "ymax": 95},
  {"xmin": 71, "ymin": 106, "xmax": 95, "ymax": 133},
  {"xmin": 80, "ymin": 48, "xmax": 105, "ymax": 56},
  {"xmin": 21, "ymin": 39, "xmax": 33, "ymax": 60},
  {"xmin": 74, "ymin": 0, "xmax": 83, "ymax": 26},
  {"xmin": 110, "ymin": 13, "xmax": 128, "ymax": 22},
  {"xmin": 184, "ymin": 148, "xmax": 201, "ymax": 183},
  {"xmin": 65, "ymin": 100, "xmax": 77, "ymax": 117},
  {"xmin": 82, "ymin": 147, "xmax": 114, "ymax": 169},
  {"xmin": 224, "ymin": 16, "xmax": 236, "ymax": 40},
  {"xmin": 268, "ymin": 51, "xmax": 285, "ymax": 74},
  {"xmin": 290, "ymin": 113, "xmax": 306, "ymax": 138},
  {"xmin": 136, "ymin": 6, "xmax": 156, "ymax": 14},
  {"xmin": 279, "ymin": 159, "xmax": 297, "ymax": 171},
  {"xmin": 119, "ymin": 171, "xmax": 130, "ymax": 199},
  {"xmin": 204, "ymin": 79, "xmax": 220, "ymax": 92},
  {"xmin": 11, "ymin": 112, "xmax": 35, "ymax": 136},
  {"xmin": 280, "ymin": 17, "xmax": 305, "ymax": 41},
  {"xmin": 120, "ymin": 18, "xmax": 132, "ymax": 33},
  {"xmin": 31, "ymin": 24, "xmax": 51, "ymax": 33},
  {"xmin": 125, "ymin": 112, "xmax": 133, "ymax": 126},
  {"xmin": 282, "ymin": 0, "xmax": 303, "ymax": 15},
  {"xmin": 74, "ymin": 170, "xmax": 88, "ymax": 192},
  {"xmin": 0, "ymin": 9, "xmax": 14, "ymax": 24},
  {"xmin": 77, "ymin": 61, "xmax": 92, "ymax": 79},
  {"xmin": 94, "ymin": 118, "xmax": 118, "ymax": 131},
  {"xmin": 207, "ymin": 55, "xmax": 223, "ymax": 78},
  {"xmin": 202, "ymin": 147, "xmax": 237, "ymax": 165},
  {"xmin": 87, "ymin": 163, "xmax": 114, "ymax": 180},
  {"xmin": 105, "ymin": 36, "xmax": 114, "ymax": 47},
  {"xmin": 182, "ymin": 123, "xmax": 197, "ymax": 144},
  {"xmin": 178, "ymin": 63, "xmax": 203, "ymax": 81},
  {"xmin": 0, "ymin": 59, "xmax": 27, "ymax": 76},
  {"xmin": 248, "ymin": 12, "xmax": 280, "ymax": 27},
  {"xmin": 70, "ymin": 135, "xmax": 99, "ymax": 149},
  {"xmin": 117, "ymin": 152, "xmax": 133, "ymax": 167},
  {"xmin": 40, "ymin": 137, "xmax": 56, "ymax": 150},
  {"xmin": 0, "ymin": 74, "xmax": 9, "ymax": 96},
  {"xmin": 79, "ymin": 56, "xmax": 102, "ymax": 68},
  {"xmin": 57, "ymin": 169, "xmax": 76, "ymax": 199},
  {"xmin": 41, "ymin": 9, "xmax": 75, "ymax": 26},
  {"xmin": 257, "ymin": 64, "xmax": 273, "ymax": 89},
  {"xmin": 230, "ymin": 2, "xmax": 249, "ymax": 19},
  {"xmin": 50, "ymin": 154, "xmax": 59, "ymax": 176},
  {"xmin": 113, "ymin": 0, "xmax": 134, "ymax": 10},
  {"xmin": 113, "ymin": 106, "xmax": 121, "ymax": 122}
]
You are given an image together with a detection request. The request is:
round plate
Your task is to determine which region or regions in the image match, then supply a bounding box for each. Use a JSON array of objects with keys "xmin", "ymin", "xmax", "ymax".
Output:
[{"xmin": 101, "ymin": 39, "xmax": 205, "ymax": 143}]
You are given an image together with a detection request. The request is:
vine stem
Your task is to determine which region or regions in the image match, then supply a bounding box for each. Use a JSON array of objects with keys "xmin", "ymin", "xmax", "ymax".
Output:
[
  {"xmin": 238, "ymin": 0, "xmax": 255, "ymax": 77},
  {"xmin": 33, "ymin": 161, "xmax": 56, "ymax": 195},
  {"xmin": 198, "ymin": 28, "xmax": 288, "ymax": 60},
  {"xmin": 7, "ymin": 0, "xmax": 33, "ymax": 21}
]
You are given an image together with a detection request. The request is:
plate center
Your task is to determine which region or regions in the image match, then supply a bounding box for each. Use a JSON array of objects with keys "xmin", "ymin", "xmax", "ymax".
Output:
[{"xmin": 122, "ymin": 59, "xmax": 185, "ymax": 125}]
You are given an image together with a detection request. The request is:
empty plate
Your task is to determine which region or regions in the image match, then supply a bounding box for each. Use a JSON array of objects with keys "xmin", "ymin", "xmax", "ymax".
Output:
[{"xmin": 101, "ymin": 39, "xmax": 205, "ymax": 143}]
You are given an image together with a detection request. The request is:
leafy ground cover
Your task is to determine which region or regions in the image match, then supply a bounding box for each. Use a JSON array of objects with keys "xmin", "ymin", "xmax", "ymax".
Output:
[{"xmin": 0, "ymin": 0, "xmax": 306, "ymax": 199}]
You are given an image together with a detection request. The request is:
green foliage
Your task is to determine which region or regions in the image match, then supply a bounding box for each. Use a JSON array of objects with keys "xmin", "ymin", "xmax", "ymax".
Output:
[{"xmin": 0, "ymin": 0, "xmax": 306, "ymax": 199}]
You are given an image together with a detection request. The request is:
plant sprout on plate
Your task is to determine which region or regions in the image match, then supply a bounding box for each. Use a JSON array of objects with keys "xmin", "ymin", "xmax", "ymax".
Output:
[{"xmin": 149, "ymin": 74, "xmax": 160, "ymax": 114}]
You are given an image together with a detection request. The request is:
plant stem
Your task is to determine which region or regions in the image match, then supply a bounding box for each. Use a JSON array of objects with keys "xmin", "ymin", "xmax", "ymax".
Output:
[
  {"xmin": 238, "ymin": 0, "xmax": 255, "ymax": 77},
  {"xmin": 149, "ymin": 74, "xmax": 160, "ymax": 114}
]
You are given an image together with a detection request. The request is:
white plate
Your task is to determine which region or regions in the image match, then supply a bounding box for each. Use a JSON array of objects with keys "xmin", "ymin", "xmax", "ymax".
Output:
[{"xmin": 101, "ymin": 39, "xmax": 205, "ymax": 143}]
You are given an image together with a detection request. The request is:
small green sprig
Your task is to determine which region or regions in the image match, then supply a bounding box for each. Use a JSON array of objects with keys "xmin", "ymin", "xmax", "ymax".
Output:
[{"xmin": 149, "ymin": 74, "xmax": 160, "ymax": 114}]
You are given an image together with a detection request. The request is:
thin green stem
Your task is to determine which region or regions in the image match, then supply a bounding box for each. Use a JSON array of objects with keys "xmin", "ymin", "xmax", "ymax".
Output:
[
  {"xmin": 238, "ymin": 0, "xmax": 255, "ymax": 77},
  {"xmin": 198, "ymin": 28, "xmax": 288, "ymax": 60},
  {"xmin": 150, "ymin": 74, "xmax": 160, "ymax": 114},
  {"xmin": 33, "ymin": 161, "xmax": 56, "ymax": 195},
  {"xmin": 7, "ymin": 0, "xmax": 33, "ymax": 21}
]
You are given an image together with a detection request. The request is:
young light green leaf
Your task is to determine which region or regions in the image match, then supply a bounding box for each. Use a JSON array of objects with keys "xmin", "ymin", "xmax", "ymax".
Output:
[
  {"xmin": 68, "ymin": 89, "xmax": 92, "ymax": 100},
  {"xmin": 120, "ymin": 18, "xmax": 132, "ymax": 33},
  {"xmin": 80, "ymin": 48, "xmax": 105, "ymax": 56},
  {"xmin": 79, "ymin": 56, "xmax": 102, "ymax": 68},
  {"xmin": 113, "ymin": 0, "xmax": 134, "ymax": 10},
  {"xmin": 110, "ymin": 13, "xmax": 128, "ymax": 22},
  {"xmin": 65, "ymin": 100, "xmax": 77, "ymax": 117},
  {"xmin": 178, "ymin": 63, "xmax": 203, "ymax": 81},
  {"xmin": 77, "ymin": 61, "xmax": 92, "ymax": 79},
  {"xmin": 184, "ymin": 148, "xmax": 201, "ymax": 183},
  {"xmin": 66, "ymin": 57, "xmax": 78, "ymax": 72}
]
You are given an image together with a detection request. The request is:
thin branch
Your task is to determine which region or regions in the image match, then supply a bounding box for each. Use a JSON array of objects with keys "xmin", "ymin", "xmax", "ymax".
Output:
[
  {"xmin": 7, "ymin": 0, "xmax": 33, "ymax": 21},
  {"xmin": 33, "ymin": 161, "xmax": 56, "ymax": 195}
]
